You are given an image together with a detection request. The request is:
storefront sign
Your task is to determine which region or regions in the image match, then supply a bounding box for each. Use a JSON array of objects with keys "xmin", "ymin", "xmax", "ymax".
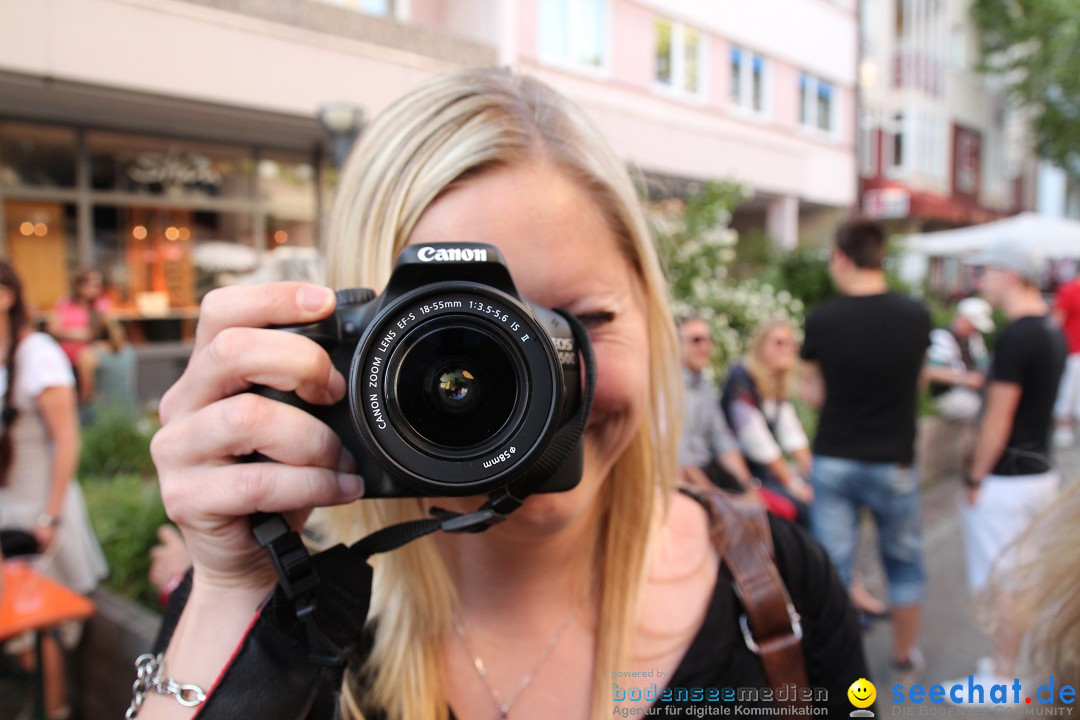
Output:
[
  {"xmin": 127, "ymin": 151, "xmax": 223, "ymax": 191},
  {"xmin": 863, "ymin": 187, "xmax": 911, "ymax": 219}
]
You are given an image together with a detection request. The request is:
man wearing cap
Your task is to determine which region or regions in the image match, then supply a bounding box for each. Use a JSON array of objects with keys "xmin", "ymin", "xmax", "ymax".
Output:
[
  {"xmin": 950, "ymin": 240, "xmax": 1066, "ymax": 688},
  {"xmin": 919, "ymin": 298, "xmax": 993, "ymax": 484},
  {"xmin": 963, "ymin": 242, "xmax": 1064, "ymax": 584}
]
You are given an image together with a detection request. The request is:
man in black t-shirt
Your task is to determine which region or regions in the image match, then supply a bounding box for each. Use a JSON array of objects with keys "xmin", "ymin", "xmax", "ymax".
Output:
[
  {"xmin": 799, "ymin": 218, "xmax": 930, "ymax": 679},
  {"xmin": 948, "ymin": 240, "xmax": 1065, "ymax": 687}
]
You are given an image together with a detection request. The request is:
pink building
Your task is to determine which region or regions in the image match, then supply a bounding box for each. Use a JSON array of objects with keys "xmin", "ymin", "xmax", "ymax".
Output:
[
  {"xmin": 0, "ymin": 0, "xmax": 856, "ymax": 330},
  {"xmin": 408, "ymin": 0, "xmax": 858, "ymax": 248}
]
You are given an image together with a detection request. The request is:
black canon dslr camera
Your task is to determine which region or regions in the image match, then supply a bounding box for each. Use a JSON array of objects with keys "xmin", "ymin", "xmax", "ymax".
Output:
[{"xmin": 258, "ymin": 243, "xmax": 590, "ymax": 499}]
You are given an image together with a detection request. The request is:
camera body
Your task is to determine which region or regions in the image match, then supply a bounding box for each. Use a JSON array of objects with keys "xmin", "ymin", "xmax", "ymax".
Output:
[{"xmin": 258, "ymin": 243, "xmax": 586, "ymax": 498}]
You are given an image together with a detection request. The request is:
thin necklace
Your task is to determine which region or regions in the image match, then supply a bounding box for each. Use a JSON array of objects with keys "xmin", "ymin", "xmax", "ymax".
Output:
[{"xmin": 453, "ymin": 605, "xmax": 577, "ymax": 719}]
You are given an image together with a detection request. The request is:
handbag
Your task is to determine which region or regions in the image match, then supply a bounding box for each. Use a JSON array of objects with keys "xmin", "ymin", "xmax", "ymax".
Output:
[{"xmin": 0, "ymin": 528, "xmax": 40, "ymax": 557}]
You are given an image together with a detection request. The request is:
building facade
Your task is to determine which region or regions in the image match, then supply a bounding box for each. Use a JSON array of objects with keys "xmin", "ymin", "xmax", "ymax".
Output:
[
  {"xmin": 0, "ymin": 0, "xmax": 856, "ymax": 333},
  {"xmin": 856, "ymin": 0, "xmax": 1035, "ymax": 231}
]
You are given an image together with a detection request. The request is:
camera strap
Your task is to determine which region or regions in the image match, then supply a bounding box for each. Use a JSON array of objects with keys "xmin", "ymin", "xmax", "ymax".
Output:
[{"xmin": 187, "ymin": 310, "xmax": 597, "ymax": 718}]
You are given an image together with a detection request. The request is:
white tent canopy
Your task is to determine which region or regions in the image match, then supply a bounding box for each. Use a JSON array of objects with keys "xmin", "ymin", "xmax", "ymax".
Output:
[{"xmin": 903, "ymin": 212, "xmax": 1080, "ymax": 258}]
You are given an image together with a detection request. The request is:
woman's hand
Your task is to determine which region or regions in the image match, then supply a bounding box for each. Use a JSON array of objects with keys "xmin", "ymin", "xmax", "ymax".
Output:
[
  {"xmin": 32, "ymin": 525, "xmax": 57, "ymax": 552},
  {"xmin": 787, "ymin": 475, "xmax": 814, "ymax": 504},
  {"xmin": 151, "ymin": 283, "xmax": 364, "ymax": 597}
]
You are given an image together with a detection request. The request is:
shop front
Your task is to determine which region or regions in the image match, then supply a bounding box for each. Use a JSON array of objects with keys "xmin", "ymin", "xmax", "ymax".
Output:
[{"xmin": 0, "ymin": 119, "xmax": 332, "ymax": 402}]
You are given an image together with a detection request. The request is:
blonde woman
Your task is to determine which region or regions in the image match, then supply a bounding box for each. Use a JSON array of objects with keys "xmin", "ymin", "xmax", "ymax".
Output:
[
  {"xmin": 144, "ymin": 69, "xmax": 865, "ymax": 720},
  {"xmin": 722, "ymin": 318, "xmax": 887, "ymax": 621},
  {"xmin": 720, "ymin": 319, "xmax": 814, "ymax": 523}
]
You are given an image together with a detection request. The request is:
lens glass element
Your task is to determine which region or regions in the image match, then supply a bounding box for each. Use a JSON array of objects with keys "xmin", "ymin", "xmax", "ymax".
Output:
[
  {"xmin": 438, "ymin": 369, "xmax": 474, "ymax": 405},
  {"xmin": 395, "ymin": 323, "xmax": 518, "ymax": 450}
]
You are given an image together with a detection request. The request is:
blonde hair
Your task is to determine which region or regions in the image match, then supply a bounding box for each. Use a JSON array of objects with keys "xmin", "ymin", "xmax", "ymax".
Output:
[
  {"xmin": 986, "ymin": 483, "xmax": 1080, "ymax": 692},
  {"xmin": 743, "ymin": 318, "xmax": 796, "ymax": 401},
  {"xmin": 319, "ymin": 68, "xmax": 681, "ymax": 720}
]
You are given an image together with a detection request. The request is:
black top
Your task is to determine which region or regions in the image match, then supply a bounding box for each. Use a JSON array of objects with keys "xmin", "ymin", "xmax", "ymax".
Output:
[
  {"xmin": 157, "ymin": 519, "xmax": 869, "ymax": 719},
  {"xmin": 986, "ymin": 315, "xmax": 1067, "ymax": 476},
  {"xmin": 801, "ymin": 292, "xmax": 931, "ymax": 463},
  {"xmin": 359, "ymin": 517, "xmax": 869, "ymax": 719}
]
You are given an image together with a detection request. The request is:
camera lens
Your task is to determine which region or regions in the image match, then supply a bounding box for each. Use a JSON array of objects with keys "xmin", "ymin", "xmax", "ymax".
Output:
[
  {"xmin": 393, "ymin": 322, "xmax": 520, "ymax": 450},
  {"xmin": 436, "ymin": 368, "xmax": 474, "ymax": 408}
]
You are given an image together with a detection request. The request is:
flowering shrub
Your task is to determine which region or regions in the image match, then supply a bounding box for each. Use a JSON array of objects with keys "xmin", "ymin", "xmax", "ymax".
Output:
[{"xmin": 653, "ymin": 181, "xmax": 805, "ymax": 371}]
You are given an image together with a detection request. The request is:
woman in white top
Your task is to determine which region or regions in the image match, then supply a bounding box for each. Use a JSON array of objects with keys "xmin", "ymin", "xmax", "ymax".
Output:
[
  {"xmin": 720, "ymin": 318, "xmax": 814, "ymax": 523},
  {"xmin": 0, "ymin": 259, "xmax": 107, "ymax": 719},
  {"xmin": 721, "ymin": 317, "xmax": 887, "ymax": 619}
]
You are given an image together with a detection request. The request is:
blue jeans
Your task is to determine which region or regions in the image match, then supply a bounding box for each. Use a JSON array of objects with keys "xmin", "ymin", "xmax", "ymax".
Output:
[{"xmin": 810, "ymin": 455, "xmax": 926, "ymax": 607}]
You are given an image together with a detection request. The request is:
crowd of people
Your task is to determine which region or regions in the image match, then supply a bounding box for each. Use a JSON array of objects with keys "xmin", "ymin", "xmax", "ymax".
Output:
[
  {"xmin": 679, "ymin": 217, "xmax": 1075, "ymax": 701},
  {"xmin": 1, "ymin": 66, "xmax": 1078, "ymax": 719},
  {"xmin": 679, "ymin": 219, "xmax": 930, "ymax": 680}
]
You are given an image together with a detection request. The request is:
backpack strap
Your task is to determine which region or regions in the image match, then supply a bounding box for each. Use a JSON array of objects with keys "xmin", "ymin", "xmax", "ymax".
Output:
[{"xmin": 681, "ymin": 486, "xmax": 809, "ymax": 710}]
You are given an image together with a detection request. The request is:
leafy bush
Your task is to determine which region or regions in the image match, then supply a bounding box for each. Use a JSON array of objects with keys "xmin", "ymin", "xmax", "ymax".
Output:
[
  {"xmin": 732, "ymin": 229, "xmax": 778, "ymax": 281},
  {"xmin": 763, "ymin": 247, "xmax": 834, "ymax": 315},
  {"xmin": 78, "ymin": 407, "xmax": 158, "ymax": 479},
  {"xmin": 82, "ymin": 473, "xmax": 168, "ymax": 610}
]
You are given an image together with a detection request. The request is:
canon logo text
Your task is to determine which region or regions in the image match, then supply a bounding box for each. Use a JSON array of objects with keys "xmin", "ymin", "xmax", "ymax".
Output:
[{"xmin": 417, "ymin": 247, "xmax": 488, "ymax": 262}]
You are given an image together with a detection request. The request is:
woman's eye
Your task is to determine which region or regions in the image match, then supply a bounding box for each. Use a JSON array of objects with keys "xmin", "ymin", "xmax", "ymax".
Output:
[{"xmin": 575, "ymin": 311, "xmax": 616, "ymax": 328}]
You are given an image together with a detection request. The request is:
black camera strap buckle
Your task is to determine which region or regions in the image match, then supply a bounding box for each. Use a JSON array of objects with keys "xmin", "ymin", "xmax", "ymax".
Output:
[
  {"xmin": 430, "ymin": 487, "xmax": 524, "ymax": 533},
  {"xmin": 251, "ymin": 512, "xmax": 319, "ymax": 601},
  {"xmin": 434, "ymin": 507, "xmax": 501, "ymax": 533}
]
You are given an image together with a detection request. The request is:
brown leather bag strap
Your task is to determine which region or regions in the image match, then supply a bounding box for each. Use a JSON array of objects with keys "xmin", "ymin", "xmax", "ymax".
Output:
[{"xmin": 681, "ymin": 486, "xmax": 809, "ymax": 710}]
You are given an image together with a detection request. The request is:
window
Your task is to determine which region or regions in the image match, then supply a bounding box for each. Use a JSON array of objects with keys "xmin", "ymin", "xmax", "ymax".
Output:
[
  {"xmin": 799, "ymin": 73, "xmax": 835, "ymax": 132},
  {"xmin": 816, "ymin": 82, "xmax": 832, "ymax": 131},
  {"xmin": 313, "ymin": 0, "xmax": 392, "ymax": 17},
  {"xmin": 0, "ymin": 123, "xmax": 77, "ymax": 188},
  {"xmin": 730, "ymin": 46, "xmax": 768, "ymax": 113},
  {"xmin": 891, "ymin": 112, "xmax": 905, "ymax": 168},
  {"xmin": 539, "ymin": 0, "xmax": 608, "ymax": 71},
  {"xmin": 858, "ymin": 109, "xmax": 878, "ymax": 176},
  {"xmin": 4, "ymin": 200, "xmax": 78, "ymax": 310},
  {"xmin": 654, "ymin": 18, "xmax": 704, "ymax": 96}
]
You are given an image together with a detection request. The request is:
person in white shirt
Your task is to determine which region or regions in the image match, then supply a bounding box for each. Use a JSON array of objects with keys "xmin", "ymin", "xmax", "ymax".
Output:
[{"xmin": 920, "ymin": 297, "xmax": 993, "ymax": 484}]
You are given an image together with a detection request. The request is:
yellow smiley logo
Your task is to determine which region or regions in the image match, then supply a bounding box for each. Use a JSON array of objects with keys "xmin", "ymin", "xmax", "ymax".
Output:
[{"xmin": 848, "ymin": 678, "xmax": 876, "ymax": 709}]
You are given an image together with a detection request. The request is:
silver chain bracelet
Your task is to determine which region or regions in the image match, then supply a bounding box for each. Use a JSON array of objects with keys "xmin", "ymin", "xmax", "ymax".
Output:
[{"xmin": 125, "ymin": 652, "xmax": 207, "ymax": 718}]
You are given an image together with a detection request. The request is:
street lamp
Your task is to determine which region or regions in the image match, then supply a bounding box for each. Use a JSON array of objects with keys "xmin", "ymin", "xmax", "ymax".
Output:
[{"xmin": 317, "ymin": 102, "xmax": 366, "ymax": 168}]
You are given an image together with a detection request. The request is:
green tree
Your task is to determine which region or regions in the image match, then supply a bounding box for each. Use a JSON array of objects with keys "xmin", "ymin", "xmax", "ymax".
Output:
[{"xmin": 972, "ymin": 0, "xmax": 1080, "ymax": 170}]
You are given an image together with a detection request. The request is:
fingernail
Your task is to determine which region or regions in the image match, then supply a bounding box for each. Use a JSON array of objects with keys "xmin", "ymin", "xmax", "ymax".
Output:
[
  {"xmin": 337, "ymin": 473, "xmax": 364, "ymax": 499},
  {"xmin": 297, "ymin": 286, "xmax": 334, "ymax": 313},
  {"xmin": 337, "ymin": 446, "xmax": 356, "ymax": 473},
  {"xmin": 327, "ymin": 369, "xmax": 346, "ymax": 401}
]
